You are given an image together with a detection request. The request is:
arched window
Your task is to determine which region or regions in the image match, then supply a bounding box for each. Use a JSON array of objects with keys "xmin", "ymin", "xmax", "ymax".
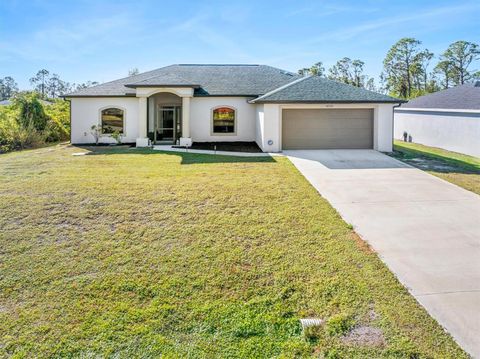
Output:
[
  {"xmin": 212, "ymin": 107, "xmax": 235, "ymax": 134},
  {"xmin": 101, "ymin": 108, "xmax": 124, "ymax": 134}
]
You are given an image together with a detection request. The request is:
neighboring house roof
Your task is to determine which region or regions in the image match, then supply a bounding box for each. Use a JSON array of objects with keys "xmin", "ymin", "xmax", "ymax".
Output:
[
  {"xmin": 65, "ymin": 64, "xmax": 299, "ymax": 97},
  {"xmin": 400, "ymin": 82, "xmax": 480, "ymax": 110},
  {"xmin": 250, "ymin": 76, "xmax": 400, "ymax": 103}
]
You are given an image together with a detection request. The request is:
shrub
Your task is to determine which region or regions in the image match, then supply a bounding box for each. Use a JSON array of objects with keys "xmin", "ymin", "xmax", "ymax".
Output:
[
  {"xmin": 0, "ymin": 113, "xmax": 44, "ymax": 153},
  {"xmin": 44, "ymin": 116, "xmax": 69, "ymax": 142},
  {"xmin": 0, "ymin": 93, "xmax": 70, "ymax": 153},
  {"xmin": 44, "ymin": 98, "xmax": 70, "ymax": 140},
  {"xmin": 12, "ymin": 92, "xmax": 49, "ymax": 131}
]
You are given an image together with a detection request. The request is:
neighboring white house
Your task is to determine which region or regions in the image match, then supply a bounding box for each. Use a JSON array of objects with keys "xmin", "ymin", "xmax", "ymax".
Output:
[
  {"xmin": 394, "ymin": 82, "xmax": 480, "ymax": 157},
  {"xmin": 65, "ymin": 64, "xmax": 401, "ymax": 152}
]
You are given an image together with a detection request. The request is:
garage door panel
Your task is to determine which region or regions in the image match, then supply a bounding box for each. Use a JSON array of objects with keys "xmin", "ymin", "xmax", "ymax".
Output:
[{"xmin": 282, "ymin": 109, "xmax": 373, "ymax": 150}]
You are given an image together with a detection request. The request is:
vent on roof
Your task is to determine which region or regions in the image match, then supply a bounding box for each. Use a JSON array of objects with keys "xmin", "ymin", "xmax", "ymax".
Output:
[{"xmin": 475, "ymin": 81, "xmax": 480, "ymax": 87}]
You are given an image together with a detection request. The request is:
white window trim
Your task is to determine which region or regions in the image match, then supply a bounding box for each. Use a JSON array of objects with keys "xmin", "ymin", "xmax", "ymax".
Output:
[
  {"xmin": 98, "ymin": 106, "xmax": 127, "ymax": 137},
  {"xmin": 211, "ymin": 106, "xmax": 237, "ymax": 136}
]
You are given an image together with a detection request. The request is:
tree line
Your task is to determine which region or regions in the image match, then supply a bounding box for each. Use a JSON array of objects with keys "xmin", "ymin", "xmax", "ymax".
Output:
[
  {"xmin": 298, "ymin": 38, "xmax": 479, "ymax": 99},
  {"xmin": 0, "ymin": 68, "xmax": 141, "ymax": 101},
  {"xmin": 0, "ymin": 70, "xmax": 99, "ymax": 101},
  {"xmin": 0, "ymin": 68, "xmax": 140, "ymax": 152}
]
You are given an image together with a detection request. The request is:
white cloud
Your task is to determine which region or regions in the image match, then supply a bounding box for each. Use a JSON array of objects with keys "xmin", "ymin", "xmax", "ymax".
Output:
[{"xmin": 305, "ymin": 2, "xmax": 480, "ymax": 44}]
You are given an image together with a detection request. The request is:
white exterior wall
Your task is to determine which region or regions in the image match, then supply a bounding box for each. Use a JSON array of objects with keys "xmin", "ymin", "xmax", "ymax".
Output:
[
  {"xmin": 189, "ymin": 97, "xmax": 256, "ymax": 142},
  {"xmin": 71, "ymin": 97, "xmax": 139, "ymax": 144},
  {"xmin": 70, "ymin": 95, "xmax": 396, "ymax": 152},
  {"xmin": 376, "ymin": 103, "xmax": 395, "ymax": 152},
  {"xmin": 255, "ymin": 104, "xmax": 281, "ymax": 152},
  {"xmin": 256, "ymin": 103, "xmax": 395, "ymax": 152},
  {"xmin": 394, "ymin": 109, "xmax": 480, "ymax": 157}
]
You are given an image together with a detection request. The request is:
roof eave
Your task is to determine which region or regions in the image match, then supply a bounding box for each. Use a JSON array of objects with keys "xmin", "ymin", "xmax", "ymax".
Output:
[
  {"xmin": 61, "ymin": 94, "xmax": 137, "ymax": 98},
  {"xmin": 251, "ymin": 99, "xmax": 406, "ymax": 104}
]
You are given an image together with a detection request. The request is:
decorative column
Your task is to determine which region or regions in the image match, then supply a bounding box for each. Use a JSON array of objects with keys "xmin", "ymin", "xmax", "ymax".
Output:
[
  {"xmin": 180, "ymin": 96, "xmax": 192, "ymax": 147},
  {"xmin": 136, "ymin": 96, "xmax": 149, "ymax": 147}
]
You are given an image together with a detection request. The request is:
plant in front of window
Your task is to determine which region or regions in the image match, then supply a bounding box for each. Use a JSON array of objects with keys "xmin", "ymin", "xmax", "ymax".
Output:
[
  {"xmin": 90, "ymin": 124, "xmax": 101, "ymax": 145},
  {"xmin": 111, "ymin": 129, "xmax": 122, "ymax": 145}
]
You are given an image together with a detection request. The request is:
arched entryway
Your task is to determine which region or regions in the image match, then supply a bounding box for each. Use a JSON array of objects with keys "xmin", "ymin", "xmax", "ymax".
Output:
[{"xmin": 147, "ymin": 92, "xmax": 182, "ymax": 144}]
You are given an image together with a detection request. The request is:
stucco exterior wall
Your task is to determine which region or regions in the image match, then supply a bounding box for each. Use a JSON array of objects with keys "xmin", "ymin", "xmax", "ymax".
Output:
[
  {"xmin": 70, "ymin": 95, "xmax": 396, "ymax": 152},
  {"xmin": 71, "ymin": 97, "xmax": 139, "ymax": 144},
  {"xmin": 376, "ymin": 103, "xmax": 395, "ymax": 152},
  {"xmin": 189, "ymin": 97, "xmax": 256, "ymax": 142},
  {"xmin": 256, "ymin": 103, "xmax": 395, "ymax": 153},
  {"xmin": 394, "ymin": 109, "xmax": 480, "ymax": 157}
]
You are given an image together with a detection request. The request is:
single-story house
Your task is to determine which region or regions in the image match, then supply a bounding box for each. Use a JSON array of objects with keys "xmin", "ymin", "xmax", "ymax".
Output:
[
  {"xmin": 394, "ymin": 82, "xmax": 480, "ymax": 157},
  {"xmin": 65, "ymin": 64, "xmax": 401, "ymax": 152}
]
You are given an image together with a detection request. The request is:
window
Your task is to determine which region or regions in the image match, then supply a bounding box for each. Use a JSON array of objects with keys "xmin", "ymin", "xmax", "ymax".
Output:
[
  {"xmin": 101, "ymin": 108, "xmax": 124, "ymax": 134},
  {"xmin": 212, "ymin": 107, "xmax": 235, "ymax": 134}
]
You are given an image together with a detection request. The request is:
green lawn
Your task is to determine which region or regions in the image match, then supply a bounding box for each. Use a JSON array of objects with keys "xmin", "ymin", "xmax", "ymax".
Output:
[
  {"xmin": 0, "ymin": 144, "xmax": 466, "ymax": 358},
  {"xmin": 392, "ymin": 140, "xmax": 480, "ymax": 195}
]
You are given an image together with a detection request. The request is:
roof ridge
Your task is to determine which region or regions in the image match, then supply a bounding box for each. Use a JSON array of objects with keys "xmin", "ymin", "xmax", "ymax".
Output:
[
  {"xmin": 126, "ymin": 71, "xmax": 192, "ymax": 86},
  {"xmin": 249, "ymin": 76, "xmax": 311, "ymax": 103},
  {"xmin": 176, "ymin": 64, "xmax": 260, "ymax": 66}
]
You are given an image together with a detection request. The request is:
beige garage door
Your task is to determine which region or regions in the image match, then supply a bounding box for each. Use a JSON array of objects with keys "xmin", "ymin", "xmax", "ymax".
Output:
[{"xmin": 282, "ymin": 109, "xmax": 373, "ymax": 150}]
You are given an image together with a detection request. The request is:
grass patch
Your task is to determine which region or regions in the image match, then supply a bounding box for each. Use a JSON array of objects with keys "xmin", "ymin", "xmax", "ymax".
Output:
[
  {"xmin": 392, "ymin": 140, "xmax": 480, "ymax": 195},
  {"xmin": 0, "ymin": 144, "xmax": 467, "ymax": 358}
]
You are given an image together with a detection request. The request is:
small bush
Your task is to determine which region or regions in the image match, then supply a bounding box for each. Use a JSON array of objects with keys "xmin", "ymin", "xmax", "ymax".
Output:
[
  {"xmin": 12, "ymin": 92, "xmax": 49, "ymax": 131},
  {"xmin": 0, "ymin": 92, "xmax": 70, "ymax": 153},
  {"xmin": 0, "ymin": 114, "xmax": 44, "ymax": 152}
]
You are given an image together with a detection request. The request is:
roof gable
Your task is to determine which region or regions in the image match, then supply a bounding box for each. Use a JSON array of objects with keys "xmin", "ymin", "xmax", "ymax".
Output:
[{"xmin": 250, "ymin": 76, "xmax": 400, "ymax": 103}]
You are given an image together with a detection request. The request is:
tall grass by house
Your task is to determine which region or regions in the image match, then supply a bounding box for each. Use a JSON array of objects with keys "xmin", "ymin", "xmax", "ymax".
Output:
[{"xmin": 0, "ymin": 93, "xmax": 69, "ymax": 153}]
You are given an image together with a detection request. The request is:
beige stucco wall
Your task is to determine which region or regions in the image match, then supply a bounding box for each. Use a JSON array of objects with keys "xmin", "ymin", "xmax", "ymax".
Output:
[
  {"xmin": 70, "ymin": 95, "xmax": 395, "ymax": 151},
  {"xmin": 189, "ymin": 97, "xmax": 256, "ymax": 142},
  {"xmin": 70, "ymin": 97, "xmax": 139, "ymax": 144},
  {"xmin": 394, "ymin": 109, "xmax": 480, "ymax": 157},
  {"xmin": 255, "ymin": 103, "xmax": 395, "ymax": 152}
]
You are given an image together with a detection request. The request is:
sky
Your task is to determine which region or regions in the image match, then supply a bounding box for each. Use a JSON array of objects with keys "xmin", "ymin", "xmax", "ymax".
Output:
[{"xmin": 1, "ymin": 0, "xmax": 479, "ymax": 90}]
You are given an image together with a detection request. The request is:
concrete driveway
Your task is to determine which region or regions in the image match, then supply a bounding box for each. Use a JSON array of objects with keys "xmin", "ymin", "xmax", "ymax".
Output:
[{"xmin": 285, "ymin": 149, "xmax": 480, "ymax": 357}]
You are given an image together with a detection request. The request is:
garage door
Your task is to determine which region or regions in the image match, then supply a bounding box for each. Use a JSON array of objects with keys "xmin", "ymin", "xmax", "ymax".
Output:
[{"xmin": 282, "ymin": 109, "xmax": 373, "ymax": 150}]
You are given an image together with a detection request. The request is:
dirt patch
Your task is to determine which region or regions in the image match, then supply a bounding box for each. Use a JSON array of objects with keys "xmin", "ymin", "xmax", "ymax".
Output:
[
  {"xmin": 341, "ymin": 326, "xmax": 386, "ymax": 347},
  {"xmin": 351, "ymin": 232, "xmax": 375, "ymax": 254},
  {"xmin": 407, "ymin": 157, "xmax": 459, "ymax": 172}
]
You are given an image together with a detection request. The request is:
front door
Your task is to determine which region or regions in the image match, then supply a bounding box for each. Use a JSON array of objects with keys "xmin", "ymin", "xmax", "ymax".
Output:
[{"xmin": 155, "ymin": 106, "xmax": 181, "ymax": 144}]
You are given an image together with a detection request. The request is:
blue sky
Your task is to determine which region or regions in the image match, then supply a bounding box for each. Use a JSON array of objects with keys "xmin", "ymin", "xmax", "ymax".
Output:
[{"xmin": 1, "ymin": 0, "xmax": 479, "ymax": 89}]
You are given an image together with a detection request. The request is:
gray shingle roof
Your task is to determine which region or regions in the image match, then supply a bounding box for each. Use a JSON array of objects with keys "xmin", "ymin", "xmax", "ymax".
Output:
[
  {"xmin": 250, "ymin": 76, "xmax": 401, "ymax": 103},
  {"xmin": 401, "ymin": 82, "xmax": 480, "ymax": 110},
  {"xmin": 65, "ymin": 64, "xmax": 299, "ymax": 97}
]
